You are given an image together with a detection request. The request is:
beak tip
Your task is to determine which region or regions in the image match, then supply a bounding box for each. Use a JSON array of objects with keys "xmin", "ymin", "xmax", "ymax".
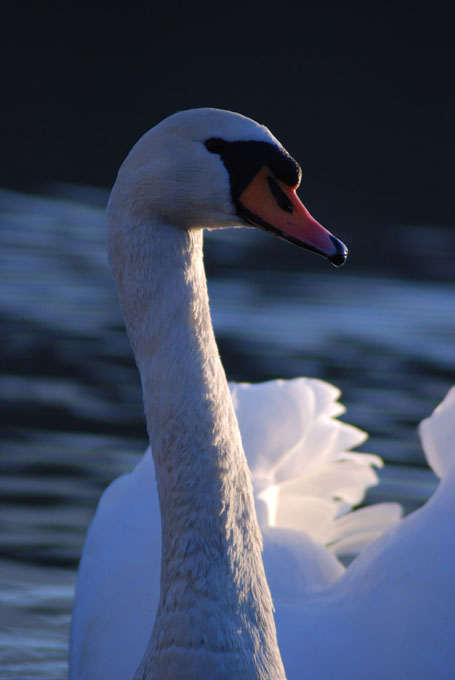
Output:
[{"xmin": 328, "ymin": 236, "xmax": 348, "ymax": 267}]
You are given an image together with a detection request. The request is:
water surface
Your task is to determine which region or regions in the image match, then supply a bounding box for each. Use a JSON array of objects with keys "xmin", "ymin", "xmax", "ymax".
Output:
[{"xmin": 1, "ymin": 187, "xmax": 453, "ymax": 678}]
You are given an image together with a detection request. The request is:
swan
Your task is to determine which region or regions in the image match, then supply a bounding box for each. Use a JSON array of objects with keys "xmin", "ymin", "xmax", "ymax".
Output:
[{"xmin": 69, "ymin": 108, "xmax": 455, "ymax": 679}]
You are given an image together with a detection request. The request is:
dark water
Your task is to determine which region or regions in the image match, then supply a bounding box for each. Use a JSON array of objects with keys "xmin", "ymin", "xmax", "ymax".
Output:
[{"xmin": 0, "ymin": 186, "xmax": 453, "ymax": 678}]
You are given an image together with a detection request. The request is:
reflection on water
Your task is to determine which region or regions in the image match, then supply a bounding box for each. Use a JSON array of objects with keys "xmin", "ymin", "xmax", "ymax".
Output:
[
  {"xmin": 0, "ymin": 186, "xmax": 453, "ymax": 678},
  {"xmin": 0, "ymin": 561, "xmax": 72, "ymax": 679}
]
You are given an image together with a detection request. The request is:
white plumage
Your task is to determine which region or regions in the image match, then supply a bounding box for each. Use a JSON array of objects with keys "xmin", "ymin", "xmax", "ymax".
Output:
[{"xmin": 69, "ymin": 109, "xmax": 455, "ymax": 679}]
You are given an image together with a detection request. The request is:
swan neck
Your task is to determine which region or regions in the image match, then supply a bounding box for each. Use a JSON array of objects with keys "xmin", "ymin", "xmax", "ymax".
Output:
[{"xmin": 107, "ymin": 213, "xmax": 285, "ymax": 679}]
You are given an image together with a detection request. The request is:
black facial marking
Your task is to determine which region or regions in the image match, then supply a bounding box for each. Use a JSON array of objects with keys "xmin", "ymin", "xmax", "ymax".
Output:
[
  {"xmin": 205, "ymin": 137, "xmax": 347, "ymax": 267},
  {"xmin": 205, "ymin": 139, "xmax": 301, "ymax": 201},
  {"xmin": 267, "ymin": 176, "xmax": 293, "ymax": 213},
  {"xmin": 205, "ymin": 137, "xmax": 226, "ymax": 154}
]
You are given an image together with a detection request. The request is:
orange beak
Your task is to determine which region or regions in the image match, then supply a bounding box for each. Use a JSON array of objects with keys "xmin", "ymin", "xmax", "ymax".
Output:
[{"xmin": 236, "ymin": 167, "xmax": 347, "ymax": 267}]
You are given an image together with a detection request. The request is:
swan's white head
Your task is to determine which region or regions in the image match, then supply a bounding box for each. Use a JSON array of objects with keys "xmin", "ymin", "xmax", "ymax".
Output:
[{"xmin": 109, "ymin": 107, "xmax": 347, "ymax": 266}]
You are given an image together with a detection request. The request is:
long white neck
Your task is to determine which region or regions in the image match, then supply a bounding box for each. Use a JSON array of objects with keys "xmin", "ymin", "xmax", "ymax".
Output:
[{"xmin": 107, "ymin": 210, "xmax": 285, "ymax": 680}]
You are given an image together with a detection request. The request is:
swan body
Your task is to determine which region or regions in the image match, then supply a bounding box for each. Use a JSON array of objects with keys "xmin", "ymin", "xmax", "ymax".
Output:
[
  {"xmin": 70, "ymin": 378, "xmax": 400, "ymax": 680},
  {"xmin": 274, "ymin": 391, "xmax": 455, "ymax": 680},
  {"xmin": 70, "ymin": 109, "xmax": 455, "ymax": 679}
]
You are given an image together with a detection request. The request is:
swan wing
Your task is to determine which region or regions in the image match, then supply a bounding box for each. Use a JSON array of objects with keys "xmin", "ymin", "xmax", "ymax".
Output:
[
  {"xmin": 231, "ymin": 378, "xmax": 401, "ymax": 556},
  {"xmin": 274, "ymin": 386, "xmax": 455, "ymax": 679},
  {"xmin": 419, "ymin": 385, "xmax": 455, "ymax": 479}
]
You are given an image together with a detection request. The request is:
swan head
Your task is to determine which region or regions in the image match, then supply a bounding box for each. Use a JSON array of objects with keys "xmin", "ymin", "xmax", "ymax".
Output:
[{"xmin": 109, "ymin": 108, "xmax": 347, "ymax": 266}]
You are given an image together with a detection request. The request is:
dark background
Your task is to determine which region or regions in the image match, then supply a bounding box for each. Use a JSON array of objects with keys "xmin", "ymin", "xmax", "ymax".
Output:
[{"xmin": 1, "ymin": 3, "xmax": 453, "ymax": 235}]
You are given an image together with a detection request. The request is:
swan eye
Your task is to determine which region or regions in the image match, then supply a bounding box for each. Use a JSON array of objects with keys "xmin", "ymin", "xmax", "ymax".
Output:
[
  {"xmin": 267, "ymin": 176, "xmax": 294, "ymax": 213},
  {"xmin": 205, "ymin": 138, "xmax": 226, "ymax": 154}
]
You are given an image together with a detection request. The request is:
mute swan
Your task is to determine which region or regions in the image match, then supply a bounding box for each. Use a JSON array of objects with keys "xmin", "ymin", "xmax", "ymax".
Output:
[{"xmin": 69, "ymin": 109, "xmax": 454, "ymax": 680}]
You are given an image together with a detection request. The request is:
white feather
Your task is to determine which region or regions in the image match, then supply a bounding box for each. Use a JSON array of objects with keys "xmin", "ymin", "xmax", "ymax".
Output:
[{"xmin": 69, "ymin": 108, "xmax": 455, "ymax": 680}]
